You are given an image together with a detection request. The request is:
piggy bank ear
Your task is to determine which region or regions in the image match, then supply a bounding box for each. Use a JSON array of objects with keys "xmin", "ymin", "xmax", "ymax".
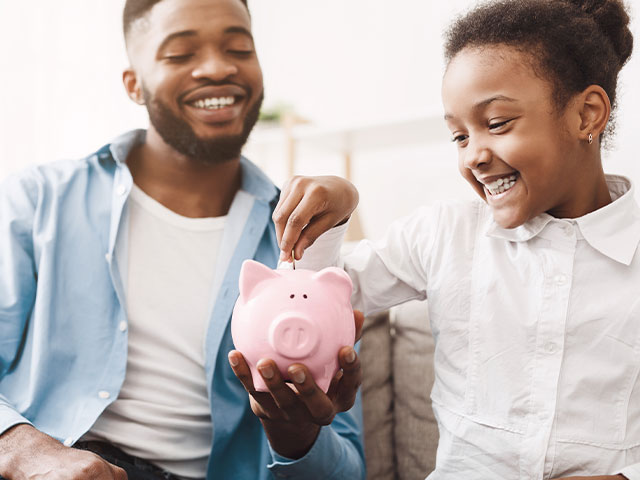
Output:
[
  {"xmin": 239, "ymin": 260, "xmax": 279, "ymax": 303},
  {"xmin": 311, "ymin": 267, "xmax": 353, "ymax": 303}
]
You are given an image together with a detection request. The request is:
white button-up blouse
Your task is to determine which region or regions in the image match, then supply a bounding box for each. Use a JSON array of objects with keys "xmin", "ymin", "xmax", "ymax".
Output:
[{"xmin": 300, "ymin": 175, "xmax": 640, "ymax": 479}]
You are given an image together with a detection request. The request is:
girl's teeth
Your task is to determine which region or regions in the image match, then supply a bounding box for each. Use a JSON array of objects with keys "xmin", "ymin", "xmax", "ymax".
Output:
[{"xmin": 486, "ymin": 175, "xmax": 517, "ymax": 195}]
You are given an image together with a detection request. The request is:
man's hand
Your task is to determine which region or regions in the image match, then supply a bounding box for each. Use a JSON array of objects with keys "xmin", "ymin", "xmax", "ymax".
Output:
[
  {"xmin": 0, "ymin": 424, "xmax": 127, "ymax": 480},
  {"xmin": 228, "ymin": 310, "xmax": 365, "ymax": 459},
  {"xmin": 273, "ymin": 175, "xmax": 359, "ymax": 262},
  {"xmin": 552, "ymin": 476, "xmax": 628, "ymax": 480}
]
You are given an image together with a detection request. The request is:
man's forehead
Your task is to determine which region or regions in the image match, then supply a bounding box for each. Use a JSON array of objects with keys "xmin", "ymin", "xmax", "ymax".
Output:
[{"xmin": 128, "ymin": 0, "xmax": 250, "ymax": 43}]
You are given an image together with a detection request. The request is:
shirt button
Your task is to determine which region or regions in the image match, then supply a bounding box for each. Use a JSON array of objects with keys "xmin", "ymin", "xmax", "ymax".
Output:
[
  {"xmin": 562, "ymin": 224, "xmax": 573, "ymax": 236},
  {"xmin": 63, "ymin": 437, "xmax": 74, "ymax": 447},
  {"xmin": 118, "ymin": 321, "xmax": 128, "ymax": 332},
  {"xmin": 116, "ymin": 185, "xmax": 126, "ymax": 196},
  {"xmin": 98, "ymin": 390, "xmax": 111, "ymax": 399},
  {"xmin": 105, "ymin": 253, "xmax": 112, "ymax": 262},
  {"xmin": 554, "ymin": 274, "xmax": 568, "ymax": 286},
  {"xmin": 544, "ymin": 342, "xmax": 557, "ymax": 354}
]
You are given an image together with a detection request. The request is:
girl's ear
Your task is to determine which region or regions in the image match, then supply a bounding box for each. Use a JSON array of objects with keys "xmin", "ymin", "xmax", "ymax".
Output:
[
  {"xmin": 123, "ymin": 68, "xmax": 145, "ymax": 105},
  {"xmin": 577, "ymin": 85, "xmax": 611, "ymax": 145}
]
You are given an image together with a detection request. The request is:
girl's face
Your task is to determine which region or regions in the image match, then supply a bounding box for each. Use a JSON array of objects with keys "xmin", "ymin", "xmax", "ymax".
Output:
[{"xmin": 442, "ymin": 45, "xmax": 589, "ymax": 229}]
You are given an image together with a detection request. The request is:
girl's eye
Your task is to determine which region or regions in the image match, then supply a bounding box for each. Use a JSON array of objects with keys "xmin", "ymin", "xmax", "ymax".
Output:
[{"xmin": 451, "ymin": 134, "xmax": 468, "ymax": 144}]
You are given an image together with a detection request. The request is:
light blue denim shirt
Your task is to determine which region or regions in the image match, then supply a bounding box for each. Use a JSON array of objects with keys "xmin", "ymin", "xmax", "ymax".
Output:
[{"xmin": 0, "ymin": 130, "xmax": 365, "ymax": 480}]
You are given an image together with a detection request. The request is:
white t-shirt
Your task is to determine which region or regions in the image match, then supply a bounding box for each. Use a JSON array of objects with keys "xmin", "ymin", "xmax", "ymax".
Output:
[
  {"xmin": 86, "ymin": 184, "xmax": 225, "ymax": 478},
  {"xmin": 300, "ymin": 175, "xmax": 640, "ymax": 480}
]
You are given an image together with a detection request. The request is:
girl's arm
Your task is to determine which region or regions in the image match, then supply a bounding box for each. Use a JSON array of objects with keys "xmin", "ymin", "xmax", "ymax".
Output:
[{"xmin": 274, "ymin": 175, "xmax": 434, "ymax": 316}]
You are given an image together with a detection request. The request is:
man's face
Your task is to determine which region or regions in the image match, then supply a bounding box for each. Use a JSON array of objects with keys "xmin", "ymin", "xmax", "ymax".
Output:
[{"xmin": 125, "ymin": 0, "xmax": 263, "ymax": 163}]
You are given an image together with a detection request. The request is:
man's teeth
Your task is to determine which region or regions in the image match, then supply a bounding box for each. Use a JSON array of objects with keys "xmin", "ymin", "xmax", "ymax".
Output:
[
  {"xmin": 192, "ymin": 96, "xmax": 236, "ymax": 109},
  {"xmin": 486, "ymin": 175, "xmax": 517, "ymax": 195}
]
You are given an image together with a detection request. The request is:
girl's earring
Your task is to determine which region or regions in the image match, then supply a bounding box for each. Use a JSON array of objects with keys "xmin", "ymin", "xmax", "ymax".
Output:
[{"xmin": 588, "ymin": 133, "xmax": 593, "ymax": 145}]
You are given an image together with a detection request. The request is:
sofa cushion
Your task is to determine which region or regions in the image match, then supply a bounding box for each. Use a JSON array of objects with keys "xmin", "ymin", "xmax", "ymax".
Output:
[{"xmin": 391, "ymin": 299, "xmax": 438, "ymax": 479}]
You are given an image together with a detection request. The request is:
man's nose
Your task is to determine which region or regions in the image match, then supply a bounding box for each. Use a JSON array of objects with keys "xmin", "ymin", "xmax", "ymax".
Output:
[
  {"xmin": 463, "ymin": 138, "xmax": 492, "ymax": 170},
  {"xmin": 191, "ymin": 52, "xmax": 238, "ymax": 82}
]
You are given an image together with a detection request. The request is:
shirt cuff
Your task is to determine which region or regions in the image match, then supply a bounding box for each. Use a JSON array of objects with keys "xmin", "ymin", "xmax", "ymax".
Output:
[
  {"xmin": 278, "ymin": 222, "xmax": 349, "ymax": 272},
  {"xmin": 619, "ymin": 463, "xmax": 640, "ymax": 480},
  {"xmin": 267, "ymin": 426, "xmax": 345, "ymax": 479},
  {"xmin": 0, "ymin": 401, "xmax": 33, "ymax": 436}
]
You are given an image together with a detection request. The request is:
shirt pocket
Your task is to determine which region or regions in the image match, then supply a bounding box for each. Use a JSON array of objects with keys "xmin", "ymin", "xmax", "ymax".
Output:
[{"xmin": 554, "ymin": 298, "xmax": 640, "ymax": 446}]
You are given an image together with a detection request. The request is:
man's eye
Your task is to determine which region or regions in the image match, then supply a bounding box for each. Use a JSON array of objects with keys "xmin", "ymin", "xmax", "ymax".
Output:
[
  {"xmin": 488, "ymin": 119, "xmax": 512, "ymax": 130},
  {"xmin": 228, "ymin": 50, "xmax": 253, "ymax": 56},
  {"xmin": 164, "ymin": 54, "xmax": 193, "ymax": 62}
]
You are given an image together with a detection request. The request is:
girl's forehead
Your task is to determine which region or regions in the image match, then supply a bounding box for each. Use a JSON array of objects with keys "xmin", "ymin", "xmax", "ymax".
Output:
[
  {"xmin": 442, "ymin": 45, "xmax": 552, "ymax": 110},
  {"xmin": 446, "ymin": 45, "xmax": 534, "ymax": 83}
]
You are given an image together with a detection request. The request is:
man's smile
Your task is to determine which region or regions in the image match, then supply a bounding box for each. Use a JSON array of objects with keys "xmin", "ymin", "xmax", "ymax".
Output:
[{"xmin": 181, "ymin": 85, "xmax": 249, "ymax": 124}]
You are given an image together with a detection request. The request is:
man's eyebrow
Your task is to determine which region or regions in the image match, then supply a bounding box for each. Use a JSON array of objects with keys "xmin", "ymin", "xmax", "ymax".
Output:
[
  {"xmin": 224, "ymin": 26, "xmax": 254, "ymax": 40},
  {"xmin": 157, "ymin": 30, "xmax": 198, "ymax": 54},
  {"xmin": 444, "ymin": 95, "xmax": 518, "ymax": 120}
]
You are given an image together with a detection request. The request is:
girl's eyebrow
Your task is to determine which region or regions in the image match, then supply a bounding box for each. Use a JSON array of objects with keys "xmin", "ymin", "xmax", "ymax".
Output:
[
  {"xmin": 473, "ymin": 95, "xmax": 518, "ymax": 111},
  {"xmin": 444, "ymin": 95, "xmax": 518, "ymax": 121}
]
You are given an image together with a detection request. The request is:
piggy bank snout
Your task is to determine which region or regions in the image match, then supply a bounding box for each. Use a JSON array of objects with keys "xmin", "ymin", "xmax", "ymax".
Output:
[{"xmin": 268, "ymin": 313, "xmax": 320, "ymax": 360}]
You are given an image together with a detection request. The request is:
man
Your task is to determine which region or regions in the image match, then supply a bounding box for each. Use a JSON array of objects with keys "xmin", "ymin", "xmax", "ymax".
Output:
[{"xmin": 0, "ymin": 0, "xmax": 365, "ymax": 478}]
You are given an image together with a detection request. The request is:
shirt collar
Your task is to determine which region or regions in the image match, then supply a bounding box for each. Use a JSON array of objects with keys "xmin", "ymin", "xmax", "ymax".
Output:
[
  {"xmin": 107, "ymin": 128, "xmax": 279, "ymax": 205},
  {"xmin": 486, "ymin": 174, "xmax": 640, "ymax": 265}
]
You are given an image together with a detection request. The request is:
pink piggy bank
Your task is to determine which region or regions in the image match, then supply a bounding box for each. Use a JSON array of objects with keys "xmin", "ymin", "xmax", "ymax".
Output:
[{"xmin": 231, "ymin": 259, "xmax": 355, "ymax": 393}]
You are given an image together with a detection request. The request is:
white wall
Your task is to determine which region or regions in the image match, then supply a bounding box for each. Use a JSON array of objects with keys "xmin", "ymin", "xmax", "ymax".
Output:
[{"xmin": 1, "ymin": 1, "xmax": 638, "ymax": 239}]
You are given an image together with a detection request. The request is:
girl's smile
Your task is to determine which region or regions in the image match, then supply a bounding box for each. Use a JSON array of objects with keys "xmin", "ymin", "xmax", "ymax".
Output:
[{"xmin": 442, "ymin": 45, "xmax": 612, "ymax": 230}]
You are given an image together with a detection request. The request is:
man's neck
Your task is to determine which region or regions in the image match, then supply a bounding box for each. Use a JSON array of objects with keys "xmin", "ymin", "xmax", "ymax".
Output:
[{"xmin": 126, "ymin": 129, "xmax": 242, "ymax": 218}]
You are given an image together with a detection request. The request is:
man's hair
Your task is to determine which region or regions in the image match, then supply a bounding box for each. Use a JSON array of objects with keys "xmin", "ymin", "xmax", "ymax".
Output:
[
  {"xmin": 123, "ymin": 0, "xmax": 249, "ymax": 40},
  {"xmin": 444, "ymin": 0, "xmax": 633, "ymax": 133}
]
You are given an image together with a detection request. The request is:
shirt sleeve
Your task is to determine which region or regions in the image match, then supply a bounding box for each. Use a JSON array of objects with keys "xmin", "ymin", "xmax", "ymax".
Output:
[
  {"xmin": 267, "ymin": 390, "xmax": 365, "ymax": 480},
  {"xmin": 295, "ymin": 205, "xmax": 441, "ymax": 316},
  {"xmin": 0, "ymin": 171, "xmax": 39, "ymax": 435},
  {"xmin": 619, "ymin": 464, "xmax": 640, "ymax": 479}
]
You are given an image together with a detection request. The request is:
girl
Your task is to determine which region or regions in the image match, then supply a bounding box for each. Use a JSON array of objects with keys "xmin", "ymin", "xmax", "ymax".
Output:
[{"xmin": 269, "ymin": 0, "xmax": 640, "ymax": 478}]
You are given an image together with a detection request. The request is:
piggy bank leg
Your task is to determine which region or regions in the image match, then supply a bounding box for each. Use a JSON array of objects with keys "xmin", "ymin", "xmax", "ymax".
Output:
[
  {"xmin": 315, "ymin": 375, "xmax": 332, "ymax": 394},
  {"xmin": 251, "ymin": 366, "xmax": 270, "ymax": 392}
]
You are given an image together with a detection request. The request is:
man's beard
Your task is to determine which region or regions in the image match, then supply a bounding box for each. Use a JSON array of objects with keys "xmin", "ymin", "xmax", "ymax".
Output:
[{"xmin": 142, "ymin": 86, "xmax": 263, "ymax": 165}]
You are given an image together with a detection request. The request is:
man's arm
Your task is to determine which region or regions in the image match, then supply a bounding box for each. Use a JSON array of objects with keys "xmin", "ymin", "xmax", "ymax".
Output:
[
  {"xmin": 0, "ymin": 425, "xmax": 127, "ymax": 480},
  {"xmin": 0, "ymin": 173, "xmax": 126, "ymax": 480}
]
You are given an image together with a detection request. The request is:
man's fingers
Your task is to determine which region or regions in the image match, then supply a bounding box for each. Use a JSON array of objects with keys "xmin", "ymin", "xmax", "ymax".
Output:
[
  {"xmin": 326, "ymin": 370, "xmax": 344, "ymax": 401},
  {"xmin": 228, "ymin": 350, "xmax": 256, "ymax": 393},
  {"xmin": 228, "ymin": 351, "xmax": 287, "ymax": 419},
  {"xmin": 287, "ymin": 364, "xmax": 336, "ymax": 425},
  {"xmin": 334, "ymin": 346, "xmax": 362, "ymax": 411},
  {"xmin": 111, "ymin": 464, "xmax": 129, "ymax": 480},
  {"xmin": 256, "ymin": 359, "xmax": 300, "ymax": 418}
]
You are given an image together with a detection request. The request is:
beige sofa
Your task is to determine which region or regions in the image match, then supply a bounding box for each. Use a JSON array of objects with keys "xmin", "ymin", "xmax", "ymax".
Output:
[{"xmin": 360, "ymin": 299, "xmax": 439, "ymax": 480}]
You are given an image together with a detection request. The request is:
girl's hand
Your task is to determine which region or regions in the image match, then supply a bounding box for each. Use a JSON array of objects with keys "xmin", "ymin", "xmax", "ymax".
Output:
[{"xmin": 273, "ymin": 176, "xmax": 358, "ymax": 262}]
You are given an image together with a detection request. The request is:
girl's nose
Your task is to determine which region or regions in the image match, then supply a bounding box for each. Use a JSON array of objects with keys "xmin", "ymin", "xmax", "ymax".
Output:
[{"xmin": 463, "ymin": 140, "xmax": 492, "ymax": 170}]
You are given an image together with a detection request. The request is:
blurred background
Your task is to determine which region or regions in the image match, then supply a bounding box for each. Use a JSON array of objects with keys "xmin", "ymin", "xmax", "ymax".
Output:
[{"xmin": 1, "ymin": 0, "xmax": 638, "ymax": 240}]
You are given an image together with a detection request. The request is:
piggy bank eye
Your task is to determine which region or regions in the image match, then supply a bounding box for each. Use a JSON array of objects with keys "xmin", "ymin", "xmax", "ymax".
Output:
[
  {"xmin": 303, "ymin": 294, "xmax": 308, "ymax": 299},
  {"xmin": 290, "ymin": 294, "xmax": 295, "ymax": 299}
]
